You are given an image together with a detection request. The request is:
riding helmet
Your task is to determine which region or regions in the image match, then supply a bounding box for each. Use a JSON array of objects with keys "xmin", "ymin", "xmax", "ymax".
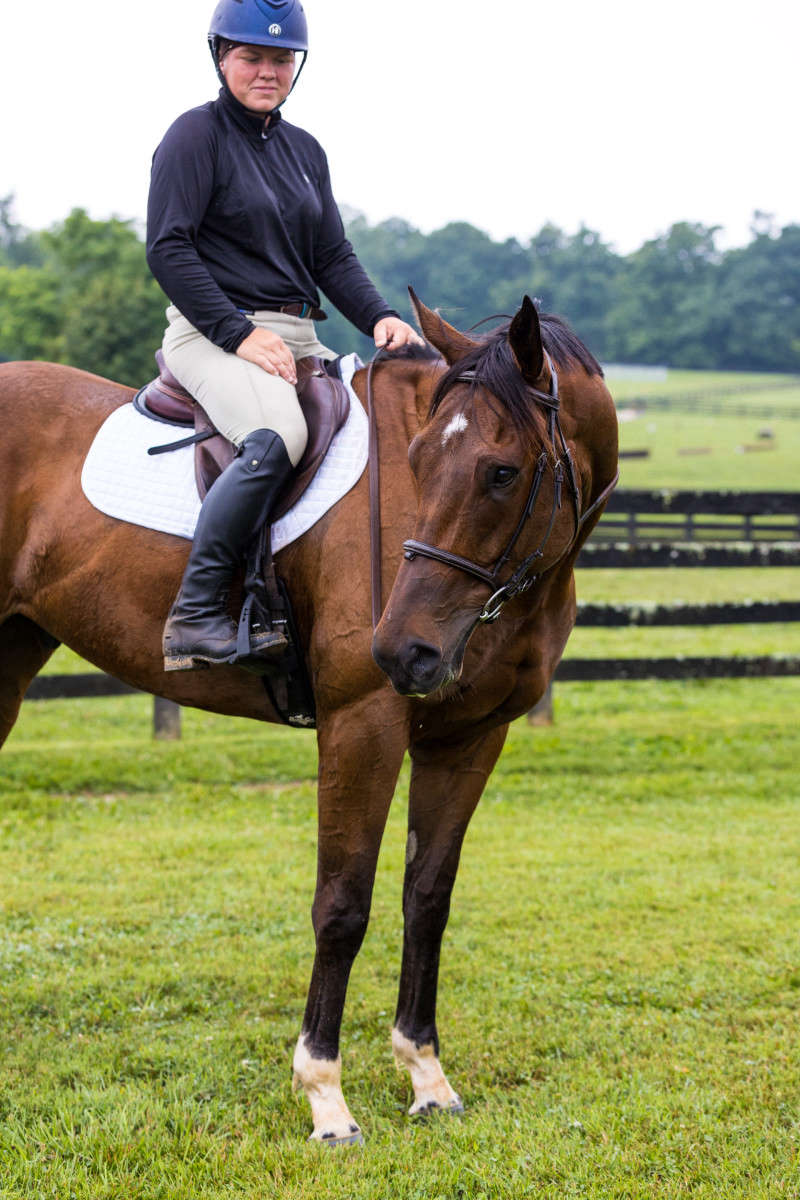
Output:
[{"xmin": 208, "ymin": 0, "xmax": 309, "ymax": 57}]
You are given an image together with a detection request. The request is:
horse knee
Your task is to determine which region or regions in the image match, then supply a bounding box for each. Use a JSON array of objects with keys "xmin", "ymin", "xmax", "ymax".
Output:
[
  {"xmin": 403, "ymin": 879, "xmax": 453, "ymax": 944},
  {"xmin": 312, "ymin": 887, "xmax": 370, "ymax": 958}
]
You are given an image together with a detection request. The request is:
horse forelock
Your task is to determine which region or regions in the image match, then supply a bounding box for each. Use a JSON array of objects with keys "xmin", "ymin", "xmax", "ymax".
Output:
[{"xmin": 428, "ymin": 312, "xmax": 603, "ymax": 436}]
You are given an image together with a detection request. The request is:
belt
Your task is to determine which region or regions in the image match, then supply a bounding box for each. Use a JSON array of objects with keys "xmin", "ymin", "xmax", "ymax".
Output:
[
  {"xmin": 240, "ymin": 303, "xmax": 327, "ymax": 321},
  {"xmin": 280, "ymin": 302, "xmax": 327, "ymax": 321}
]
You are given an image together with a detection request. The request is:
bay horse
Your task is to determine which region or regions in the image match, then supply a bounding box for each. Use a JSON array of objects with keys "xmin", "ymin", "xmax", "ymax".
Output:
[{"xmin": 0, "ymin": 293, "xmax": 618, "ymax": 1144}]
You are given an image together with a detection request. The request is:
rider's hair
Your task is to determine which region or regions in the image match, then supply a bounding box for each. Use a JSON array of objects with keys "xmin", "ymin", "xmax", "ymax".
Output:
[{"xmin": 216, "ymin": 38, "xmax": 240, "ymax": 61}]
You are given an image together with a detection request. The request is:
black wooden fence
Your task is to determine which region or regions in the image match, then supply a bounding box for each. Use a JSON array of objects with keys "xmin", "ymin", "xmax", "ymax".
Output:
[
  {"xmin": 24, "ymin": 490, "xmax": 800, "ymax": 734},
  {"xmin": 553, "ymin": 489, "xmax": 800, "ymax": 687},
  {"xmin": 583, "ymin": 489, "xmax": 800, "ymax": 566}
]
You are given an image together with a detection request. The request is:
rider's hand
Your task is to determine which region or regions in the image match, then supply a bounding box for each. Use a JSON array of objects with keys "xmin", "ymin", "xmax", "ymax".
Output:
[
  {"xmin": 373, "ymin": 317, "xmax": 425, "ymax": 352},
  {"xmin": 236, "ymin": 327, "xmax": 297, "ymax": 385}
]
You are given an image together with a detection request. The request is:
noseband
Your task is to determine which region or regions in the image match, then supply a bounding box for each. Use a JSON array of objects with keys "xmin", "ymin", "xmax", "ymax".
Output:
[{"xmin": 402, "ymin": 352, "xmax": 618, "ymax": 624}]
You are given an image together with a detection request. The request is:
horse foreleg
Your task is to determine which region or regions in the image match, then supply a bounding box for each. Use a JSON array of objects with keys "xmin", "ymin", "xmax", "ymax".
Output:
[
  {"xmin": 393, "ymin": 723, "xmax": 508, "ymax": 1116},
  {"xmin": 0, "ymin": 616, "xmax": 61, "ymax": 748},
  {"xmin": 292, "ymin": 693, "xmax": 407, "ymax": 1145}
]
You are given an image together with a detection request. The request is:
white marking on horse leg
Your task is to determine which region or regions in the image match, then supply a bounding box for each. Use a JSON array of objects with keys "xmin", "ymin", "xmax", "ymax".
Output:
[
  {"xmin": 292, "ymin": 1034, "xmax": 363, "ymax": 1144},
  {"xmin": 391, "ymin": 1028, "xmax": 463, "ymax": 1115},
  {"xmin": 441, "ymin": 413, "xmax": 469, "ymax": 445}
]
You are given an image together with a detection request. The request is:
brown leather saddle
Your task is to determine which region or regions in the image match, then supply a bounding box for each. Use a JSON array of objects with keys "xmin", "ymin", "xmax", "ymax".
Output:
[{"xmin": 133, "ymin": 350, "xmax": 351, "ymax": 515}]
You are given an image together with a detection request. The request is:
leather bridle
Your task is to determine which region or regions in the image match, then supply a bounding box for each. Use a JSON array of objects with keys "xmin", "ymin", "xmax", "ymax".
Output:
[{"xmin": 365, "ymin": 349, "xmax": 618, "ymax": 629}]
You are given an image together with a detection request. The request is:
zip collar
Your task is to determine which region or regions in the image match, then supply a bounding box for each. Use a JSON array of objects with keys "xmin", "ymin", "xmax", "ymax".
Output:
[{"xmin": 218, "ymin": 85, "xmax": 283, "ymax": 142}]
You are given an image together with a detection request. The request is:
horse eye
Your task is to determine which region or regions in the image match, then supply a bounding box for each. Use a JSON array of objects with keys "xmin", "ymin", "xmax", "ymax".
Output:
[{"xmin": 488, "ymin": 465, "xmax": 518, "ymax": 489}]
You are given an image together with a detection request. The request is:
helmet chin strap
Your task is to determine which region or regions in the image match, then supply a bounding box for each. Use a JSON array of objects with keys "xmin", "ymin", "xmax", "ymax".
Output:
[{"xmin": 283, "ymin": 50, "xmax": 307, "ymax": 102}]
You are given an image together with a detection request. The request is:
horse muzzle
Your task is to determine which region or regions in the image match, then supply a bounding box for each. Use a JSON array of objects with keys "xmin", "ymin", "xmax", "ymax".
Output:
[{"xmin": 371, "ymin": 632, "xmax": 461, "ymax": 697}]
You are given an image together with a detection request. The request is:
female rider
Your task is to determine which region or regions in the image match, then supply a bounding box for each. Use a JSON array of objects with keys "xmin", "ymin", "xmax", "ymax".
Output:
[{"xmin": 146, "ymin": 0, "xmax": 421, "ymax": 672}]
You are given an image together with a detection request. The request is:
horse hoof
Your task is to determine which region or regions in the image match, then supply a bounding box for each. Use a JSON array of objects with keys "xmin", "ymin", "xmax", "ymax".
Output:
[
  {"xmin": 412, "ymin": 1098, "xmax": 465, "ymax": 1119},
  {"xmin": 315, "ymin": 1125, "xmax": 364, "ymax": 1148}
]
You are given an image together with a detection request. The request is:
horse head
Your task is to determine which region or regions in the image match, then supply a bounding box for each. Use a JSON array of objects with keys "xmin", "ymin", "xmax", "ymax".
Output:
[{"xmin": 372, "ymin": 290, "xmax": 617, "ymax": 698}]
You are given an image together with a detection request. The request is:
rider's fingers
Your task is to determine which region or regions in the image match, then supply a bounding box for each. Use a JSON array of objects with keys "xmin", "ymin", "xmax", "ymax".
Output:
[
  {"xmin": 271, "ymin": 344, "xmax": 296, "ymax": 380},
  {"xmin": 237, "ymin": 333, "xmax": 296, "ymax": 382},
  {"xmin": 375, "ymin": 321, "xmax": 424, "ymax": 351},
  {"xmin": 250, "ymin": 342, "xmax": 295, "ymax": 383},
  {"xmin": 269, "ymin": 355, "xmax": 297, "ymax": 384}
]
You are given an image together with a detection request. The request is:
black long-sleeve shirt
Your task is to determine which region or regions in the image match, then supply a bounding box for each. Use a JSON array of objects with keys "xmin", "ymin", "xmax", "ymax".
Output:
[{"xmin": 146, "ymin": 88, "xmax": 397, "ymax": 352}]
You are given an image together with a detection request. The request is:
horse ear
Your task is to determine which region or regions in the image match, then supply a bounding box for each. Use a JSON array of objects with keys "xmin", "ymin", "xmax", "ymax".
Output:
[
  {"xmin": 408, "ymin": 286, "xmax": 479, "ymax": 365},
  {"xmin": 508, "ymin": 295, "xmax": 545, "ymax": 384}
]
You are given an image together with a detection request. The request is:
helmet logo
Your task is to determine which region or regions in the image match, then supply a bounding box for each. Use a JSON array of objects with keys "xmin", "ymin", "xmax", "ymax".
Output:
[{"xmin": 268, "ymin": 23, "xmax": 282, "ymax": 35}]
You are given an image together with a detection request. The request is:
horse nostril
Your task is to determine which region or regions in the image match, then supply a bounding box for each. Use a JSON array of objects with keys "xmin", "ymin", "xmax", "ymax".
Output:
[{"xmin": 406, "ymin": 640, "xmax": 442, "ymax": 682}]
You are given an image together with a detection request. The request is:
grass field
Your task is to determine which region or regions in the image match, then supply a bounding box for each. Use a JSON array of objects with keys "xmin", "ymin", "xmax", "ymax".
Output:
[
  {"xmin": 608, "ymin": 369, "xmax": 800, "ymax": 491},
  {"xmin": 2, "ymin": 368, "xmax": 799, "ymax": 1197},
  {"xmin": 2, "ymin": 682, "xmax": 800, "ymax": 1198}
]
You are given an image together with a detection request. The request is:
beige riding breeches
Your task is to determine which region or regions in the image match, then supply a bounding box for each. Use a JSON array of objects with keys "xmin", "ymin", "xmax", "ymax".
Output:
[{"xmin": 161, "ymin": 306, "xmax": 336, "ymax": 467}]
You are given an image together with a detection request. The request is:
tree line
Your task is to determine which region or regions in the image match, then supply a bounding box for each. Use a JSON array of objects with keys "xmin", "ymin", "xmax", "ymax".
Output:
[{"xmin": 1, "ymin": 195, "xmax": 798, "ymax": 386}]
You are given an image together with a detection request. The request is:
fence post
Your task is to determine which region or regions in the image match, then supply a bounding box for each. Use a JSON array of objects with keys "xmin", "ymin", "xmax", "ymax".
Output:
[
  {"xmin": 527, "ymin": 682, "xmax": 554, "ymax": 726},
  {"xmin": 153, "ymin": 696, "xmax": 182, "ymax": 740}
]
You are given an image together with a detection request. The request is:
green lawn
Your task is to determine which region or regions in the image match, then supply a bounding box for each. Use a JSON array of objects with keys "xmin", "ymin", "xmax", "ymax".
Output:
[
  {"xmin": 2, "ymin": 681, "xmax": 800, "ymax": 1198},
  {"xmin": 608, "ymin": 369, "xmax": 800, "ymax": 491}
]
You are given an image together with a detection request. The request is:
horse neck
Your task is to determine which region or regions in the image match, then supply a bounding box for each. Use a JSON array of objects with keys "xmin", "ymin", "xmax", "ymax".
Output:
[{"xmin": 356, "ymin": 357, "xmax": 443, "ymax": 450}]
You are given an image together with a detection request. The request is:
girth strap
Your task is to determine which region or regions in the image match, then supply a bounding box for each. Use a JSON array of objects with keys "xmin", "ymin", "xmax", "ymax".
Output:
[{"xmin": 147, "ymin": 429, "xmax": 218, "ymax": 455}]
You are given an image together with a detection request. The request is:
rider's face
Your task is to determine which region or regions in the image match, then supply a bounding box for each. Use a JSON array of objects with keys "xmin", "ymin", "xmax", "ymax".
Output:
[{"xmin": 220, "ymin": 44, "xmax": 296, "ymax": 114}]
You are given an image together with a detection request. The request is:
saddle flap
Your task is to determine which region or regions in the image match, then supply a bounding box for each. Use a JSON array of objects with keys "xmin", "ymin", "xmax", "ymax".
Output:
[
  {"xmin": 137, "ymin": 351, "xmax": 350, "ymax": 512},
  {"xmin": 195, "ymin": 403, "xmax": 236, "ymax": 498},
  {"xmin": 194, "ymin": 355, "xmax": 350, "ymax": 508},
  {"xmin": 272, "ymin": 356, "xmax": 350, "ymax": 520}
]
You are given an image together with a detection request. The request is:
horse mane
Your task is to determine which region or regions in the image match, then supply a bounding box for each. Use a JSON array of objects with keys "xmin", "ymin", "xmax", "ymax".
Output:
[
  {"xmin": 380, "ymin": 343, "xmax": 440, "ymax": 362},
  {"xmin": 429, "ymin": 312, "xmax": 603, "ymax": 434}
]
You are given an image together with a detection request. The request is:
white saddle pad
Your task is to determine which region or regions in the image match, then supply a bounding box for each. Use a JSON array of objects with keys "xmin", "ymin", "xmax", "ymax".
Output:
[{"xmin": 81, "ymin": 353, "xmax": 366, "ymax": 553}]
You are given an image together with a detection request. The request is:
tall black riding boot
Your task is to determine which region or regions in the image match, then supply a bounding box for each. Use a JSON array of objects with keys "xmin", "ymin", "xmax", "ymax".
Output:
[{"xmin": 163, "ymin": 428, "xmax": 293, "ymax": 671}]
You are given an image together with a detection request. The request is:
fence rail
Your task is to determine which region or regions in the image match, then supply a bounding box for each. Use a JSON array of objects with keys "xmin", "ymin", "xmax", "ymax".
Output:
[
  {"xmin": 575, "ymin": 600, "xmax": 800, "ymax": 627},
  {"xmin": 555, "ymin": 655, "xmax": 800, "ymax": 682},
  {"xmin": 580, "ymin": 543, "xmax": 800, "ymax": 568},
  {"xmin": 26, "ymin": 674, "xmax": 137, "ymax": 701}
]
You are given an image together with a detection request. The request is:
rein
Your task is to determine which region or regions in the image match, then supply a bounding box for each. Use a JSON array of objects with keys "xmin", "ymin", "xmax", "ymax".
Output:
[
  {"xmin": 365, "ymin": 352, "xmax": 385, "ymax": 629},
  {"xmin": 365, "ymin": 349, "xmax": 619, "ymax": 630}
]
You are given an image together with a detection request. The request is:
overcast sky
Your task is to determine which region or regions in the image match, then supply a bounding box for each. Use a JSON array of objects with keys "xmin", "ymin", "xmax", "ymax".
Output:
[{"xmin": 4, "ymin": 0, "xmax": 798, "ymax": 255}]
